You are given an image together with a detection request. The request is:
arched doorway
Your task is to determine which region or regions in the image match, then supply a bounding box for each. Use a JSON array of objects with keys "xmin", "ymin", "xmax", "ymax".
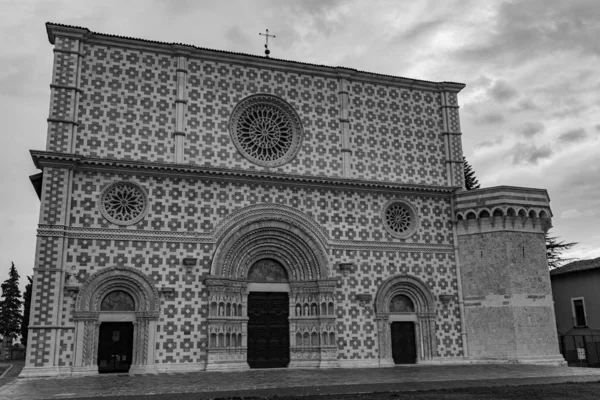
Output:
[
  {"xmin": 204, "ymin": 205, "xmax": 337, "ymax": 370},
  {"xmin": 375, "ymin": 275, "xmax": 437, "ymax": 365},
  {"xmin": 72, "ymin": 266, "xmax": 160, "ymax": 375}
]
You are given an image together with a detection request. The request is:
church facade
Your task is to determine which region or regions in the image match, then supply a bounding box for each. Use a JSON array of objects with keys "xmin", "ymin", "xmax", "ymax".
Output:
[{"xmin": 23, "ymin": 23, "xmax": 564, "ymax": 377}]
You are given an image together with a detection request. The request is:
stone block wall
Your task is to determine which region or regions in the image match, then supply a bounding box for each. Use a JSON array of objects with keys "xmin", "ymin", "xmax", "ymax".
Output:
[{"xmin": 455, "ymin": 187, "xmax": 564, "ymax": 364}]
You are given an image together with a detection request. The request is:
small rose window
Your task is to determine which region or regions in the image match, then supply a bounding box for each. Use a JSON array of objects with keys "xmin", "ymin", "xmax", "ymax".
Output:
[
  {"xmin": 99, "ymin": 181, "xmax": 149, "ymax": 226},
  {"xmin": 382, "ymin": 199, "xmax": 419, "ymax": 239}
]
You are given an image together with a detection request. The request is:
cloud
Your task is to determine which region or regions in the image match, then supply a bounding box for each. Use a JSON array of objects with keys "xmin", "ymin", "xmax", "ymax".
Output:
[
  {"xmin": 475, "ymin": 136, "xmax": 504, "ymax": 149},
  {"xmin": 225, "ymin": 26, "xmax": 252, "ymax": 48},
  {"xmin": 510, "ymin": 98, "xmax": 539, "ymax": 112},
  {"xmin": 561, "ymin": 209, "xmax": 583, "ymax": 219},
  {"xmin": 488, "ymin": 79, "xmax": 519, "ymax": 103},
  {"xmin": 558, "ymin": 128, "xmax": 587, "ymax": 144},
  {"xmin": 517, "ymin": 122, "xmax": 545, "ymax": 138},
  {"xmin": 474, "ymin": 112, "xmax": 505, "ymax": 125},
  {"xmin": 511, "ymin": 143, "xmax": 553, "ymax": 165},
  {"xmin": 457, "ymin": 0, "xmax": 600, "ymax": 67},
  {"xmin": 400, "ymin": 19, "xmax": 446, "ymax": 41}
]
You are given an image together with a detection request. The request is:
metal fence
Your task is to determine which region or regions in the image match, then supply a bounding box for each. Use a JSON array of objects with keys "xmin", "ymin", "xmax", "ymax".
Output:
[{"xmin": 559, "ymin": 335, "xmax": 600, "ymax": 367}]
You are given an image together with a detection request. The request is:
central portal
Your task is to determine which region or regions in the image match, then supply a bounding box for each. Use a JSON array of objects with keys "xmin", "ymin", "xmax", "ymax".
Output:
[{"xmin": 247, "ymin": 292, "xmax": 290, "ymax": 368}]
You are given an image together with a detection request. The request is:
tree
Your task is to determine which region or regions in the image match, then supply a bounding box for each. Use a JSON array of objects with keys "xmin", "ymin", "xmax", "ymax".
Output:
[
  {"xmin": 546, "ymin": 232, "xmax": 578, "ymax": 269},
  {"xmin": 463, "ymin": 156, "xmax": 481, "ymax": 190},
  {"xmin": 21, "ymin": 276, "xmax": 32, "ymax": 347},
  {"xmin": 0, "ymin": 263, "xmax": 22, "ymax": 341}
]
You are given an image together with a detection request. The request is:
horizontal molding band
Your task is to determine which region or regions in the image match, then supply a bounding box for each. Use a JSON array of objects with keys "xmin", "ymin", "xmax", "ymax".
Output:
[
  {"xmin": 441, "ymin": 131, "xmax": 462, "ymax": 136},
  {"xmin": 53, "ymin": 48, "xmax": 84, "ymax": 57},
  {"xmin": 36, "ymin": 225, "xmax": 454, "ymax": 253},
  {"xmin": 29, "ymin": 325, "xmax": 75, "ymax": 329},
  {"xmin": 50, "ymin": 84, "xmax": 82, "ymax": 92},
  {"xmin": 30, "ymin": 151, "xmax": 460, "ymax": 197},
  {"xmin": 47, "ymin": 118, "xmax": 79, "ymax": 126},
  {"xmin": 440, "ymin": 105, "xmax": 460, "ymax": 109},
  {"xmin": 176, "ymin": 68, "xmax": 188, "ymax": 73}
]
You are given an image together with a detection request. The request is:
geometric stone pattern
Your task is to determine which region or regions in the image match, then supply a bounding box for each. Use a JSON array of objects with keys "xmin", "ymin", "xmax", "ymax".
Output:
[
  {"xmin": 76, "ymin": 45, "xmax": 176, "ymax": 163},
  {"xmin": 349, "ymin": 83, "xmax": 446, "ymax": 184},
  {"xmin": 68, "ymin": 172, "xmax": 454, "ymax": 245},
  {"xmin": 333, "ymin": 249, "xmax": 463, "ymax": 360},
  {"xmin": 28, "ymin": 25, "xmax": 476, "ymax": 374},
  {"xmin": 185, "ymin": 59, "xmax": 341, "ymax": 177},
  {"xmin": 31, "ymin": 168, "xmax": 460, "ymax": 366}
]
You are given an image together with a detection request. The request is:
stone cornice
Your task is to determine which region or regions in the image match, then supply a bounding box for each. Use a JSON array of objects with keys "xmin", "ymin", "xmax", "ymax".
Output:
[
  {"xmin": 45, "ymin": 22, "xmax": 465, "ymax": 94},
  {"xmin": 30, "ymin": 150, "xmax": 459, "ymax": 196}
]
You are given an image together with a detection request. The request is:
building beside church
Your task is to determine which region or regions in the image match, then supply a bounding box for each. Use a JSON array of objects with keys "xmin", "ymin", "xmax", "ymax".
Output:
[{"xmin": 23, "ymin": 23, "xmax": 565, "ymax": 377}]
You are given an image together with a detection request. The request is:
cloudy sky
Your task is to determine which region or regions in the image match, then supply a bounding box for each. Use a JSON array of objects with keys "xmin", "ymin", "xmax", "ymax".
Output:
[{"xmin": 1, "ymin": 0, "xmax": 599, "ymax": 292}]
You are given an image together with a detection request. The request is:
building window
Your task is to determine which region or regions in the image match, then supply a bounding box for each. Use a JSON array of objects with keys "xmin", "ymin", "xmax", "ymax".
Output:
[
  {"xmin": 99, "ymin": 181, "xmax": 149, "ymax": 226},
  {"xmin": 229, "ymin": 94, "xmax": 303, "ymax": 167},
  {"xmin": 381, "ymin": 199, "xmax": 419, "ymax": 239},
  {"xmin": 572, "ymin": 298, "xmax": 587, "ymax": 327}
]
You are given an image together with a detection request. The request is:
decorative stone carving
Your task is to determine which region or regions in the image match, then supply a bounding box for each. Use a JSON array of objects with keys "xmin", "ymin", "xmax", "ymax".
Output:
[
  {"xmin": 72, "ymin": 266, "xmax": 159, "ymax": 375},
  {"xmin": 100, "ymin": 290, "xmax": 135, "ymax": 311},
  {"xmin": 374, "ymin": 274, "xmax": 437, "ymax": 364},
  {"xmin": 99, "ymin": 181, "xmax": 149, "ymax": 226},
  {"xmin": 248, "ymin": 259, "xmax": 288, "ymax": 282},
  {"xmin": 381, "ymin": 199, "xmax": 419, "ymax": 239},
  {"xmin": 229, "ymin": 94, "xmax": 303, "ymax": 167}
]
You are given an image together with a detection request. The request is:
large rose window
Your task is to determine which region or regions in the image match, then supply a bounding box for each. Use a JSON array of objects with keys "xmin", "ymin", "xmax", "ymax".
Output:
[{"xmin": 229, "ymin": 95, "xmax": 303, "ymax": 167}]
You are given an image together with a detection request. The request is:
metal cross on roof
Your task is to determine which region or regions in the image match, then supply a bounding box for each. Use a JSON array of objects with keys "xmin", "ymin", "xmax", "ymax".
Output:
[{"xmin": 259, "ymin": 29, "xmax": 276, "ymax": 58}]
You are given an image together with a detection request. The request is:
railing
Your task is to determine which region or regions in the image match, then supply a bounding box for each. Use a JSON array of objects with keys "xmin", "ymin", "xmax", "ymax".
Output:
[{"xmin": 559, "ymin": 335, "xmax": 600, "ymax": 367}]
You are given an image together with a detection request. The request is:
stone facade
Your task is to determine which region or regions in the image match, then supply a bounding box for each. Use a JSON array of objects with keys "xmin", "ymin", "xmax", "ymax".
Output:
[{"xmin": 23, "ymin": 23, "xmax": 564, "ymax": 377}]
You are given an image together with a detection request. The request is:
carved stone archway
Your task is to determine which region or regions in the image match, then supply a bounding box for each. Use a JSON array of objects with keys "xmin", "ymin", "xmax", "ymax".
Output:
[
  {"xmin": 72, "ymin": 266, "xmax": 160, "ymax": 375},
  {"xmin": 374, "ymin": 275, "xmax": 437, "ymax": 365},
  {"xmin": 205, "ymin": 205, "xmax": 337, "ymax": 370}
]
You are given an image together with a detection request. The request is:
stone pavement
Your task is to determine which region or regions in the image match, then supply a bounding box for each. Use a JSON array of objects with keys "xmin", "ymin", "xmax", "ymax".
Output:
[{"xmin": 2, "ymin": 364, "xmax": 600, "ymax": 400}]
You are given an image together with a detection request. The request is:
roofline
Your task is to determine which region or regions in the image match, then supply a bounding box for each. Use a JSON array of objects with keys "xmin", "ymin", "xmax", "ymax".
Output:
[{"xmin": 46, "ymin": 22, "xmax": 466, "ymax": 94}]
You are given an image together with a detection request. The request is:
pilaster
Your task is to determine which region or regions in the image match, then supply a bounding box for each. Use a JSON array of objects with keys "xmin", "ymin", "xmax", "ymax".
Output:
[
  {"xmin": 336, "ymin": 68, "xmax": 354, "ymax": 179},
  {"xmin": 440, "ymin": 89, "xmax": 464, "ymax": 188},
  {"xmin": 172, "ymin": 47, "xmax": 190, "ymax": 164}
]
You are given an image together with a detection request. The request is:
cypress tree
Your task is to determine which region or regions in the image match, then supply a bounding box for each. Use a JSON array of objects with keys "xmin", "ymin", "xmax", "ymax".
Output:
[
  {"xmin": 463, "ymin": 156, "xmax": 481, "ymax": 190},
  {"xmin": 0, "ymin": 263, "xmax": 22, "ymax": 341}
]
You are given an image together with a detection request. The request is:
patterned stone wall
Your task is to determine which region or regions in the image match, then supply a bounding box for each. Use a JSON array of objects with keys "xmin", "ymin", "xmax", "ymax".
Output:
[
  {"xmin": 27, "ymin": 24, "xmax": 470, "ymax": 375},
  {"xmin": 46, "ymin": 39, "xmax": 460, "ymax": 185},
  {"xmin": 47, "ymin": 171, "xmax": 462, "ymax": 365}
]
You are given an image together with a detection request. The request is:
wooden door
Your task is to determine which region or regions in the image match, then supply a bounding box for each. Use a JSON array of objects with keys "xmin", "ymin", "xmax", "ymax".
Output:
[
  {"xmin": 97, "ymin": 322, "xmax": 134, "ymax": 373},
  {"xmin": 247, "ymin": 292, "xmax": 290, "ymax": 368},
  {"xmin": 391, "ymin": 321, "xmax": 416, "ymax": 364}
]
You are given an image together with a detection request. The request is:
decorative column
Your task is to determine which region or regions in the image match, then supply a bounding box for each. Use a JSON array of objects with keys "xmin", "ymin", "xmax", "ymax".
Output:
[
  {"xmin": 130, "ymin": 311, "xmax": 159, "ymax": 374},
  {"xmin": 172, "ymin": 47, "xmax": 190, "ymax": 164},
  {"xmin": 336, "ymin": 68, "xmax": 354, "ymax": 179},
  {"xmin": 71, "ymin": 312, "xmax": 100, "ymax": 376},
  {"xmin": 204, "ymin": 277, "xmax": 249, "ymax": 371},
  {"xmin": 288, "ymin": 279, "xmax": 338, "ymax": 368}
]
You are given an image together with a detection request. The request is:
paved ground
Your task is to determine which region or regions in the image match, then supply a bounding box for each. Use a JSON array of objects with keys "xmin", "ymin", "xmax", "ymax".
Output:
[{"xmin": 1, "ymin": 364, "xmax": 600, "ymax": 400}]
